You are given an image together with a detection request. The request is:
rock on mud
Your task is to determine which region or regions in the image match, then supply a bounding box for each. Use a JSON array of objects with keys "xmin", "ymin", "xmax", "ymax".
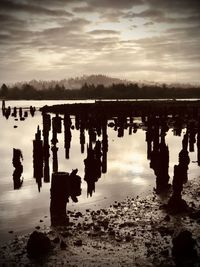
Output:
[
  {"xmin": 172, "ymin": 230, "xmax": 198, "ymax": 265},
  {"xmin": 27, "ymin": 231, "xmax": 51, "ymax": 257}
]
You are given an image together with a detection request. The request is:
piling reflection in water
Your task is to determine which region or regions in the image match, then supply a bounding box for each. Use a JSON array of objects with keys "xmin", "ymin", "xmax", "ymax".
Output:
[
  {"xmin": 42, "ymin": 113, "xmax": 51, "ymax": 183},
  {"xmin": 64, "ymin": 114, "xmax": 72, "ymax": 159},
  {"xmin": 1, "ymin": 100, "xmax": 36, "ymax": 121},
  {"xmin": 167, "ymin": 131, "xmax": 190, "ymax": 213},
  {"xmin": 12, "ymin": 148, "xmax": 23, "ymax": 189},
  {"xmin": 84, "ymin": 141, "xmax": 102, "ymax": 197},
  {"xmin": 31, "ymin": 105, "xmax": 200, "ymax": 221},
  {"xmin": 147, "ymin": 116, "xmax": 170, "ymax": 193},
  {"xmin": 33, "ymin": 126, "xmax": 43, "ymax": 192},
  {"xmin": 197, "ymin": 121, "xmax": 200, "ymax": 166}
]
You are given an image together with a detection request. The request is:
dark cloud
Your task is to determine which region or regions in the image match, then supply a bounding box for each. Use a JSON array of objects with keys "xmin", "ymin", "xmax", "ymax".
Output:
[
  {"xmin": 127, "ymin": 9, "xmax": 164, "ymax": 19},
  {"xmin": 86, "ymin": 0, "xmax": 143, "ymax": 9},
  {"xmin": 0, "ymin": 14, "xmax": 25, "ymax": 31},
  {"xmin": 130, "ymin": 25, "xmax": 138, "ymax": 29},
  {"xmin": 143, "ymin": 22, "xmax": 154, "ymax": 26},
  {"xmin": 88, "ymin": 30, "xmax": 120, "ymax": 35},
  {"xmin": 146, "ymin": 0, "xmax": 200, "ymax": 13},
  {"xmin": 125, "ymin": 7, "xmax": 200, "ymax": 25},
  {"xmin": 0, "ymin": 0, "xmax": 73, "ymax": 16},
  {"xmin": 99, "ymin": 10, "xmax": 126, "ymax": 22},
  {"xmin": 73, "ymin": 5, "xmax": 96, "ymax": 13}
]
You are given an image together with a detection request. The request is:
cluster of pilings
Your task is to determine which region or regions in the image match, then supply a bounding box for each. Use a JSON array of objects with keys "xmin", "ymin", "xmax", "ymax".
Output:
[
  {"xmin": 40, "ymin": 100, "xmax": 200, "ymax": 118},
  {"xmin": 32, "ymin": 101, "xmax": 200, "ymax": 223},
  {"xmin": 1, "ymin": 100, "xmax": 36, "ymax": 120},
  {"xmin": 34, "ymin": 110, "xmax": 200, "ymax": 197}
]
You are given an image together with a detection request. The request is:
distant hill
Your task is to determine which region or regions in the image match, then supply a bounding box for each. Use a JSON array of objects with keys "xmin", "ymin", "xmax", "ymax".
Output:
[
  {"xmin": 13, "ymin": 75, "xmax": 130, "ymax": 90},
  {"xmin": 1, "ymin": 74, "xmax": 200, "ymax": 99}
]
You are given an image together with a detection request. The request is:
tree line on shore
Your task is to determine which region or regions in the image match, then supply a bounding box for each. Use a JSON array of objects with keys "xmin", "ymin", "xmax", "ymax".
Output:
[{"xmin": 0, "ymin": 82, "xmax": 200, "ymax": 100}]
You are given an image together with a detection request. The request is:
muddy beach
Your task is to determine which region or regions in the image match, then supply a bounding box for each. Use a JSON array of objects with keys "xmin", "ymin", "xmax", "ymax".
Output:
[{"xmin": 0, "ymin": 176, "xmax": 199, "ymax": 267}]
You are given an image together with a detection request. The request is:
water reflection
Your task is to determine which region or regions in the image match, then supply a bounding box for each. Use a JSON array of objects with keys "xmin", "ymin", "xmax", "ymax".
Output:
[
  {"xmin": 42, "ymin": 113, "xmax": 51, "ymax": 183},
  {"xmin": 32, "ymin": 111, "xmax": 200, "ymax": 199},
  {"xmin": 197, "ymin": 122, "xmax": 200, "ymax": 166},
  {"xmin": 33, "ymin": 126, "xmax": 43, "ymax": 192},
  {"xmin": 147, "ymin": 116, "xmax": 170, "ymax": 193},
  {"xmin": 168, "ymin": 132, "xmax": 190, "ymax": 213},
  {"xmin": 31, "ymin": 109, "xmax": 200, "ymax": 223},
  {"xmin": 2, "ymin": 100, "xmax": 36, "ymax": 121},
  {"xmin": 12, "ymin": 148, "xmax": 23, "ymax": 189},
  {"xmin": 0, "ymin": 100, "xmax": 200, "ymax": 235},
  {"xmin": 36, "ymin": 109, "xmax": 199, "ymax": 224}
]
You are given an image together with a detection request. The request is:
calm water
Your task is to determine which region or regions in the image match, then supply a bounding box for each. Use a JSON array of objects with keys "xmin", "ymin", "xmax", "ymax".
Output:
[{"xmin": 0, "ymin": 100, "xmax": 199, "ymax": 243}]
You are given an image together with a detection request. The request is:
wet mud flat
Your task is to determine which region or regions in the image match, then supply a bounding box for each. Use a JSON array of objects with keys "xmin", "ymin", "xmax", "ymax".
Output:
[{"xmin": 0, "ymin": 178, "xmax": 199, "ymax": 267}]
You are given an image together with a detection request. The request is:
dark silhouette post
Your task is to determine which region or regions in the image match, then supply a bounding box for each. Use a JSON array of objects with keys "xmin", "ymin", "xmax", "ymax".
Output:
[
  {"xmin": 149, "ymin": 118, "xmax": 170, "ymax": 193},
  {"xmin": 11, "ymin": 107, "xmax": 17, "ymax": 117},
  {"xmin": 102, "ymin": 117, "xmax": 108, "ymax": 174},
  {"xmin": 129, "ymin": 122, "xmax": 132, "ymax": 135},
  {"xmin": 188, "ymin": 121, "xmax": 196, "ymax": 152},
  {"xmin": 2, "ymin": 99, "xmax": 5, "ymax": 110},
  {"xmin": 19, "ymin": 107, "xmax": 23, "ymax": 119},
  {"xmin": 12, "ymin": 148, "xmax": 23, "ymax": 189},
  {"xmin": 4, "ymin": 106, "xmax": 11, "ymax": 119},
  {"xmin": 50, "ymin": 170, "xmax": 81, "ymax": 226},
  {"xmin": 64, "ymin": 114, "xmax": 72, "ymax": 159},
  {"xmin": 2, "ymin": 100, "xmax": 5, "ymax": 116},
  {"xmin": 179, "ymin": 132, "xmax": 190, "ymax": 183},
  {"xmin": 197, "ymin": 121, "xmax": 200, "ymax": 166},
  {"xmin": 80, "ymin": 123, "xmax": 85, "ymax": 154},
  {"xmin": 51, "ymin": 115, "xmax": 60, "ymax": 172},
  {"xmin": 42, "ymin": 113, "xmax": 51, "ymax": 183},
  {"xmin": 146, "ymin": 117, "xmax": 154, "ymax": 160},
  {"xmin": 168, "ymin": 133, "xmax": 190, "ymax": 212},
  {"xmin": 50, "ymin": 172, "xmax": 69, "ymax": 226},
  {"xmin": 52, "ymin": 145, "xmax": 58, "ymax": 173},
  {"xmin": 30, "ymin": 106, "xmax": 36, "ymax": 117},
  {"xmin": 52, "ymin": 114, "xmax": 62, "ymax": 133},
  {"xmin": 94, "ymin": 140, "xmax": 102, "ymax": 179},
  {"xmin": 84, "ymin": 144, "xmax": 98, "ymax": 197},
  {"xmin": 156, "ymin": 134, "xmax": 170, "ymax": 192},
  {"xmin": 75, "ymin": 115, "xmax": 80, "ymax": 130},
  {"xmin": 33, "ymin": 126, "xmax": 43, "ymax": 192}
]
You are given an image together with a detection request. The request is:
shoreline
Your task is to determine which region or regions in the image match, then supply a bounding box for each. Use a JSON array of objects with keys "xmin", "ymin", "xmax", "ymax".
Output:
[{"xmin": 1, "ymin": 177, "xmax": 199, "ymax": 266}]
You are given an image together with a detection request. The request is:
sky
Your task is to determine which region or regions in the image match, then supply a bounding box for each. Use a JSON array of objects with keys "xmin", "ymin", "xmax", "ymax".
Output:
[{"xmin": 0, "ymin": 0, "xmax": 200, "ymax": 84}]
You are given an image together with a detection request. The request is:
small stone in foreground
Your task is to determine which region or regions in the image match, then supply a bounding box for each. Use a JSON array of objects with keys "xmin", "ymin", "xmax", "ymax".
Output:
[
  {"xmin": 60, "ymin": 240, "xmax": 67, "ymax": 250},
  {"xmin": 27, "ymin": 231, "xmax": 51, "ymax": 257},
  {"xmin": 74, "ymin": 239, "xmax": 82, "ymax": 246},
  {"xmin": 52, "ymin": 237, "xmax": 60, "ymax": 243},
  {"xmin": 172, "ymin": 230, "xmax": 197, "ymax": 265},
  {"xmin": 164, "ymin": 215, "xmax": 170, "ymax": 222}
]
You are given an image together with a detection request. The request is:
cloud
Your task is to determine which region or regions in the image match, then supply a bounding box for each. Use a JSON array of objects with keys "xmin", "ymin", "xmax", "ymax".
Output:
[
  {"xmin": 143, "ymin": 22, "xmax": 154, "ymax": 26},
  {"xmin": 125, "ymin": 8, "xmax": 200, "ymax": 25},
  {"xmin": 0, "ymin": 13, "xmax": 25, "ymax": 32},
  {"xmin": 0, "ymin": 0, "xmax": 73, "ymax": 17},
  {"xmin": 73, "ymin": 5, "xmax": 96, "ymax": 13},
  {"xmin": 88, "ymin": 30, "xmax": 120, "ymax": 35},
  {"xmin": 0, "ymin": 0, "xmax": 199, "ymax": 84},
  {"xmin": 86, "ymin": 0, "xmax": 143, "ymax": 9},
  {"xmin": 146, "ymin": 0, "xmax": 200, "ymax": 13}
]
